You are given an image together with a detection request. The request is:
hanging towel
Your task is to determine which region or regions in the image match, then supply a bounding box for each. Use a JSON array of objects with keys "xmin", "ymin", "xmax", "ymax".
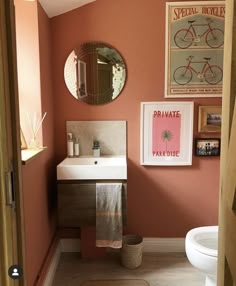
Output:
[{"xmin": 96, "ymin": 183, "xmax": 123, "ymax": 248}]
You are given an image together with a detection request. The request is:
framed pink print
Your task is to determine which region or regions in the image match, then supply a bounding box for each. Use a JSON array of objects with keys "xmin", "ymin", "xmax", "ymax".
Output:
[{"xmin": 140, "ymin": 102, "xmax": 194, "ymax": 165}]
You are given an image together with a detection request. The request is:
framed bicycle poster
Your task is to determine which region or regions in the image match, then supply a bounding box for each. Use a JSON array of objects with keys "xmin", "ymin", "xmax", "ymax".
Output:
[
  {"xmin": 140, "ymin": 102, "xmax": 194, "ymax": 166},
  {"xmin": 165, "ymin": 1, "xmax": 225, "ymax": 98}
]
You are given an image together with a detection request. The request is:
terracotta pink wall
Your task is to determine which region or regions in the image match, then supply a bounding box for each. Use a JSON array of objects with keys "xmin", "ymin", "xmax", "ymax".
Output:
[
  {"xmin": 16, "ymin": 2, "xmax": 56, "ymax": 285},
  {"xmin": 51, "ymin": 0, "xmax": 221, "ymax": 237}
]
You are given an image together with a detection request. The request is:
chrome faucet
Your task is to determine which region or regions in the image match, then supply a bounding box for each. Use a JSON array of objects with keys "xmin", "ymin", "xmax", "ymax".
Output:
[{"xmin": 92, "ymin": 140, "xmax": 100, "ymax": 157}]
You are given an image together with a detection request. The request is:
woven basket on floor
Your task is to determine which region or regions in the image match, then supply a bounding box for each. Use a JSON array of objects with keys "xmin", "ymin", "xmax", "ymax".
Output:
[{"xmin": 121, "ymin": 235, "xmax": 143, "ymax": 269}]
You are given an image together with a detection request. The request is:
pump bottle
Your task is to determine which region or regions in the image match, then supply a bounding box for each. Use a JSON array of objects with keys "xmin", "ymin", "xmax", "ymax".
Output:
[{"xmin": 67, "ymin": 133, "xmax": 74, "ymax": 157}]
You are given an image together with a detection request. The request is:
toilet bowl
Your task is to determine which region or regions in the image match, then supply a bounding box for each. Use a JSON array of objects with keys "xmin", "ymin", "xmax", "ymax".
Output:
[{"xmin": 185, "ymin": 226, "xmax": 218, "ymax": 286}]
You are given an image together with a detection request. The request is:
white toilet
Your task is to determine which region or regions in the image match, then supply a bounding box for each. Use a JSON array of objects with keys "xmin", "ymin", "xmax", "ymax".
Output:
[{"xmin": 185, "ymin": 226, "xmax": 218, "ymax": 286}]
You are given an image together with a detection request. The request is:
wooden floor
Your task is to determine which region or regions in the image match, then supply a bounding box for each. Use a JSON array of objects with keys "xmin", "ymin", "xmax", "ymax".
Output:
[{"xmin": 52, "ymin": 252, "xmax": 205, "ymax": 286}]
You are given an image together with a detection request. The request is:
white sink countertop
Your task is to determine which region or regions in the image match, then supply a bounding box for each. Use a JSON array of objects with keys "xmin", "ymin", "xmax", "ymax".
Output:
[{"xmin": 57, "ymin": 155, "xmax": 127, "ymax": 180}]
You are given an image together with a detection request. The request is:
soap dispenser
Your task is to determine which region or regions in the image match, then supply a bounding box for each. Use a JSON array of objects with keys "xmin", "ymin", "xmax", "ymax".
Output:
[{"xmin": 67, "ymin": 133, "xmax": 74, "ymax": 157}]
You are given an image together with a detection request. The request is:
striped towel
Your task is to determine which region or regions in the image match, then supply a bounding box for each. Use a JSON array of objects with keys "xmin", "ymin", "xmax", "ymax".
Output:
[{"xmin": 96, "ymin": 183, "xmax": 123, "ymax": 248}]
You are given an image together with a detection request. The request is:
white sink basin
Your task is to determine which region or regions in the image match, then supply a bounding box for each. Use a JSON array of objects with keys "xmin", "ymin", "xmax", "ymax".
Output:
[{"xmin": 57, "ymin": 155, "xmax": 127, "ymax": 180}]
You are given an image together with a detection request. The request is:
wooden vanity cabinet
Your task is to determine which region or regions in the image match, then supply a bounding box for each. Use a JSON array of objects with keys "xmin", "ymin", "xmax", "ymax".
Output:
[{"xmin": 57, "ymin": 180, "xmax": 127, "ymax": 227}]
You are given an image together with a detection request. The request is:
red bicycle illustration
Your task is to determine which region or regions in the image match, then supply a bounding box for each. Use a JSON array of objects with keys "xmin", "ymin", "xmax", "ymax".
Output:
[
  {"xmin": 174, "ymin": 18, "xmax": 224, "ymax": 49},
  {"xmin": 173, "ymin": 56, "xmax": 223, "ymax": 85}
]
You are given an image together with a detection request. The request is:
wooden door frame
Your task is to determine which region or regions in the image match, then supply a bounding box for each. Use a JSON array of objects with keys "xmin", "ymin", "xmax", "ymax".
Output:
[
  {"xmin": 0, "ymin": 0, "xmax": 25, "ymax": 285},
  {"xmin": 218, "ymin": 0, "xmax": 236, "ymax": 285}
]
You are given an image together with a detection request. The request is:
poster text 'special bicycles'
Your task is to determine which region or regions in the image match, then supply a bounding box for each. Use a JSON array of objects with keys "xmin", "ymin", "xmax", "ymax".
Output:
[
  {"xmin": 174, "ymin": 18, "xmax": 224, "ymax": 49},
  {"xmin": 173, "ymin": 56, "xmax": 223, "ymax": 85}
]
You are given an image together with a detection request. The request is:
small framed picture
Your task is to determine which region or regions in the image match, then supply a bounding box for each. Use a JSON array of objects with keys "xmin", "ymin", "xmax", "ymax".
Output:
[
  {"xmin": 198, "ymin": 106, "xmax": 222, "ymax": 133},
  {"xmin": 195, "ymin": 138, "xmax": 221, "ymax": 156}
]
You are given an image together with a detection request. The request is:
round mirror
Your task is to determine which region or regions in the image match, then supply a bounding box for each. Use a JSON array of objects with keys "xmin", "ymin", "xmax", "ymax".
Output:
[{"xmin": 64, "ymin": 42, "xmax": 127, "ymax": 105}]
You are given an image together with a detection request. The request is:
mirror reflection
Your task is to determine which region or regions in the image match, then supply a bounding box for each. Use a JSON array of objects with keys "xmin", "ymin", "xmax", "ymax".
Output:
[{"xmin": 64, "ymin": 42, "xmax": 127, "ymax": 105}]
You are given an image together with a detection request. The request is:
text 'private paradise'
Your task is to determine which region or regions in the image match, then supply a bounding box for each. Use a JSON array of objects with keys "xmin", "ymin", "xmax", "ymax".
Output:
[
  {"xmin": 153, "ymin": 110, "xmax": 180, "ymax": 157},
  {"xmin": 153, "ymin": 110, "xmax": 180, "ymax": 118},
  {"xmin": 152, "ymin": 150, "xmax": 180, "ymax": 157}
]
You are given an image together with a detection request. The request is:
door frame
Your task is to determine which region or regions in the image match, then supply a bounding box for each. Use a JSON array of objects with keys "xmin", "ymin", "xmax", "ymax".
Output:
[
  {"xmin": 217, "ymin": 0, "xmax": 236, "ymax": 284},
  {"xmin": 0, "ymin": 0, "xmax": 25, "ymax": 285}
]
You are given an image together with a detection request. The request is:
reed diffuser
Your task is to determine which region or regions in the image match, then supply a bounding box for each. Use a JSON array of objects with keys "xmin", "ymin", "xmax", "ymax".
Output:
[{"xmin": 26, "ymin": 111, "xmax": 47, "ymax": 149}]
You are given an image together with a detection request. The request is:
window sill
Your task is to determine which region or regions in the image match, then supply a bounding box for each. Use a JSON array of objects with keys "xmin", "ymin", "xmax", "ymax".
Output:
[{"xmin": 21, "ymin": 147, "xmax": 47, "ymax": 165}]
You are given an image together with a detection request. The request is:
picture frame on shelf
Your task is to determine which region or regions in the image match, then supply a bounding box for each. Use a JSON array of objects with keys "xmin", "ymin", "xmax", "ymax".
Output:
[
  {"xmin": 195, "ymin": 138, "xmax": 221, "ymax": 156},
  {"xmin": 140, "ymin": 101, "xmax": 194, "ymax": 166},
  {"xmin": 198, "ymin": 106, "xmax": 222, "ymax": 133}
]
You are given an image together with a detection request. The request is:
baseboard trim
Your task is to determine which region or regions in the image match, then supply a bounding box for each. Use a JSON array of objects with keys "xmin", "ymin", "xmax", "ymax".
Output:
[
  {"xmin": 42, "ymin": 242, "xmax": 61, "ymax": 286},
  {"xmin": 143, "ymin": 238, "xmax": 185, "ymax": 253},
  {"xmin": 59, "ymin": 237, "xmax": 185, "ymax": 254}
]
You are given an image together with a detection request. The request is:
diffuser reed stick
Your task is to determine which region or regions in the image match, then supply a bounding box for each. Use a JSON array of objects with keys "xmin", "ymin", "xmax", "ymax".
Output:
[{"xmin": 26, "ymin": 111, "xmax": 47, "ymax": 149}]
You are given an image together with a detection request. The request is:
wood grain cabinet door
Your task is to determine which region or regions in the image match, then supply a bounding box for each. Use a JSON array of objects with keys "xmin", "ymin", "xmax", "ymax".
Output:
[
  {"xmin": 58, "ymin": 183, "xmax": 96, "ymax": 227},
  {"xmin": 57, "ymin": 182, "xmax": 127, "ymax": 227}
]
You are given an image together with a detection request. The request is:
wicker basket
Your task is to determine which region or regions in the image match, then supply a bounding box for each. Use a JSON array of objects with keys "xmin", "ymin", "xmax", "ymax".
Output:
[{"xmin": 121, "ymin": 235, "xmax": 143, "ymax": 269}]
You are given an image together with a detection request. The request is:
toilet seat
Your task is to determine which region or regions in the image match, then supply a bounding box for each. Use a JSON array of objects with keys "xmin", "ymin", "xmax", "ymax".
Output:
[{"xmin": 186, "ymin": 226, "xmax": 218, "ymax": 257}]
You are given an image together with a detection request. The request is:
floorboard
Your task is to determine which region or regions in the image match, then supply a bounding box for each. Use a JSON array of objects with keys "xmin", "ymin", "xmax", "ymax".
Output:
[{"xmin": 51, "ymin": 252, "xmax": 205, "ymax": 286}]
